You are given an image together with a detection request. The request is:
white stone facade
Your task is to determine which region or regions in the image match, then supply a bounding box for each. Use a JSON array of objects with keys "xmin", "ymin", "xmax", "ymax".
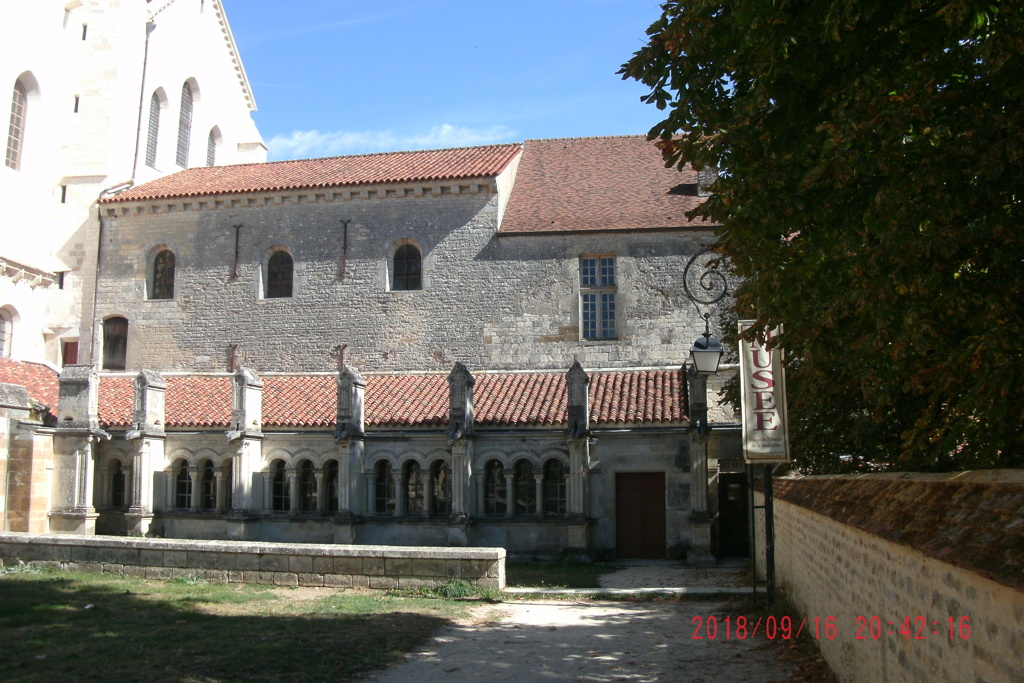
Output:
[{"xmin": 0, "ymin": 0, "xmax": 265, "ymax": 367}]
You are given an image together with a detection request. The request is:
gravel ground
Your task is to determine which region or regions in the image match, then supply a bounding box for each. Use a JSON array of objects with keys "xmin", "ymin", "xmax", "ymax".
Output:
[{"xmin": 363, "ymin": 599, "xmax": 797, "ymax": 682}]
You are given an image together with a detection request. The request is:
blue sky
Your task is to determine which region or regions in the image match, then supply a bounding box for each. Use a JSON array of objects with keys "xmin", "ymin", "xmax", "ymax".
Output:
[{"xmin": 220, "ymin": 0, "xmax": 667, "ymax": 161}]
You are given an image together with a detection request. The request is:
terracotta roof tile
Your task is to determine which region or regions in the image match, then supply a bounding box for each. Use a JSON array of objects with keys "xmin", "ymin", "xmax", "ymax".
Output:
[
  {"xmin": 500, "ymin": 136, "xmax": 714, "ymax": 234},
  {"xmin": 0, "ymin": 357, "xmax": 59, "ymax": 410},
  {"xmin": 263, "ymin": 375, "xmax": 334, "ymax": 428},
  {"xmin": 100, "ymin": 144, "xmax": 523, "ymax": 203},
  {"xmin": 95, "ymin": 368, "xmax": 688, "ymax": 429},
  {"xmin": 99, "ymin": 376, "xmax": 230, "ymax": 428}
]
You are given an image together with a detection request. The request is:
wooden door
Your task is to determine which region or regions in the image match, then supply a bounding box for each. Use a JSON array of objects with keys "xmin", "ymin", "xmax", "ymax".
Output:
[{"xmin": 615, "ymin": 472, "xmax": 666, "ymax": 559}]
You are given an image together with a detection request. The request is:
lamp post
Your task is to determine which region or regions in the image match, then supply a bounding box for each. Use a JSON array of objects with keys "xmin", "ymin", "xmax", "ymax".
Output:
[{"xmin": 682, "ymin": 249, "xmax": 728, "ymax": 564}]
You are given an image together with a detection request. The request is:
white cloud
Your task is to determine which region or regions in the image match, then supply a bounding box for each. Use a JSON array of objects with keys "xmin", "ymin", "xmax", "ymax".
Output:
[{"xmin": 266, "ymin": 124, "xmax": 518, "ymax": 160}]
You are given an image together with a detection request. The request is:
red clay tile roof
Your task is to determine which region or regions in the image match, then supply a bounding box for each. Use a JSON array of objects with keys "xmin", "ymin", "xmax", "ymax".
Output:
[
  {"xmin": 500, "ymin": 136, "xmax": 714, "ymax": 234},
  {"xmin": 100, "ymin": 144, "xmax": 523, "ymax": 203},
  {"xmin": 95, "ymin": 368, "xmax": 687, "ymax": 429},
  {"xmin": 98, "ymin": 376, "xmax": 231, "ymax": 428},
  {"xmin": 0, "ymin": 357, "xmax": 59, "ymax": 410}
]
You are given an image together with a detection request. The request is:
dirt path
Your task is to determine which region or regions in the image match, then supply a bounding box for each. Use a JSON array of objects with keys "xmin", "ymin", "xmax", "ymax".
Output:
[{"xmin": 363, "ymin": 599, "xmax": 795, "ymax": 682}]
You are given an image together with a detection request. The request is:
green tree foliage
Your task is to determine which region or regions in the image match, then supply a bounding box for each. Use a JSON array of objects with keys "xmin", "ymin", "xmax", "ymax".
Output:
[{"xmin": 623, "ymin": 1, "xmax": 1024, "ymax": 471}]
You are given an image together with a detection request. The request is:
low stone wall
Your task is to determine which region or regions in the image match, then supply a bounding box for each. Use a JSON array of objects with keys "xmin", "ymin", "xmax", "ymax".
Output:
[
  {"xmin": 0, "ymin": 532, "xmax": 505, "ymax": 590},
  {"xmin": 755, "ymin": 471, "xmax": 1024, "ymax": 683}
]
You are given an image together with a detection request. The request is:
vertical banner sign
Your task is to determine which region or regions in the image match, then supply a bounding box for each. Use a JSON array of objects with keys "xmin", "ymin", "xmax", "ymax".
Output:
[{"xmin": 738, "ymin": 321, "xmax": 791, "ymax": 463}]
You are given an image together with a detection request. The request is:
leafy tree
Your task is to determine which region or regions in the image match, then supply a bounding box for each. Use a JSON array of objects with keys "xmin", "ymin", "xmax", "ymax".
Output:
[{"xmin": 622, "ymin": 1, "xmax": 1024, "ymax": 471}]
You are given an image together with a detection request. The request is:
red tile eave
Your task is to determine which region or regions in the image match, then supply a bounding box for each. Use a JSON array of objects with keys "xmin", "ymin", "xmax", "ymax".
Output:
[
  {"xmin": 0, "ymin": 357, "xmax": 59, "ymax": 412},
  {"xmin": 99, "ymin": 143, "xmax": 523, "ymax": 205},
  {"xmin": 94, "ymin": 367, "xmax": 688, "ymax": 430}
]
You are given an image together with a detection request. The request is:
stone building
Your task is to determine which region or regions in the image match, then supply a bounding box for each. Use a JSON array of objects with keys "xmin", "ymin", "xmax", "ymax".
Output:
[
  {"xmin": 0, "ymin": 0, "xmax": 265, "ymax": 368},
  {"xmin": 20, "ymin": 135, "xmax": 745, "ymax": 561}
]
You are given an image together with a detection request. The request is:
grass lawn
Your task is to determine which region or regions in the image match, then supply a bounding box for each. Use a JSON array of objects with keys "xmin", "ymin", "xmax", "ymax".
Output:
[
  {"xmin": 0, "ymin": 567, "xmax": 472, "ymax": 682},
  {"xmin": 505, "ymin": 561, "xmax": 620, "ymax": 589}
]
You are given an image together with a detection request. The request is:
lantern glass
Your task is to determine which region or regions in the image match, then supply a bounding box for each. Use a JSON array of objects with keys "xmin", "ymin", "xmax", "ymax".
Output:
[{"xmin": 690, "ymin": 335, "xmax": 723, "ymax": 375}]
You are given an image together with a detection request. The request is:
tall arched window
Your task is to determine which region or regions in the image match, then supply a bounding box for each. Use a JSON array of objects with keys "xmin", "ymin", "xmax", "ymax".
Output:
[
  {"xmin": 199, "ymin": 460, "xmax": 216, "ymax": 510},
  {"xmin": 151, "ymin": 249, "xmax": 175, "ymax": 299},
  {"xmin": 266, "ymin": 250, "xmax": 293, "ymax": 298},
  {"xmin": 271, "ymin": 460, "xmax": 289, "ymax": 511},
  {"xmin": 543, "ymin": 460, "xmax": 567, "ymax": 515},
  {"xmin": 514, "ymin": 460, "xmax": 536, "ymax": 515},
  {"xmin": 299, "ymin": 460, "xmax": 317, "ymax": 512},
  {"xmin": 111, "ymin": 461, "xmax": 127, "ymax": 509},
  {"xmin": 102, "ymin": 316, "xmax": 128, "ymax": 370},
  {"xmin": 206, "ymin": 127, "xmax": 220, "ymax": 167},
  {"xmin": 6, "ymin": 79, "xmax": 27, "ymax": 170},
  {"xmin": 0, "ymin": 308, "xmax": 13, "ymax": 357},
  {"xmin": 174, "ymin": 460, "xmax": 192, "ymax": 509},
  {"xmin": 484, "ymin": 460, "xmax": 506, "ymax": 516},
  {"xmin": 403, "ymin": 461, "xmax": 423, "ymax": 514},
  {"xmin": 145, "ymin": 91, "xmax": 161, "ymax": 168},
  {"xmin": 430, "ymin": 460, "xmax": 451, "ymax": 516},
  {"xmin": 176, "ymin": 82, "xmax": 193, "ymax": 168},
  {"xmin": 374, "ymin": 461, "xmax": 394, "ymax": 514},
  {"xmin": 325, "ymin": 460, "xmax": 339, "ymax": 513},
  {"xmin": 392, "ymin": 244, "xmax": 421, "ymax": 291}
]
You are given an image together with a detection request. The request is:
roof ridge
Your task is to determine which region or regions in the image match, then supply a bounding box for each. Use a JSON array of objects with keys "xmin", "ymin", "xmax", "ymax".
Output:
[
  {"xmin": 210, "ymin": 142, "xmax": 525, "ymax": 170},
  {"xmin": 523, "ymin": 135, "xmax": 647, "ymax": 143}
]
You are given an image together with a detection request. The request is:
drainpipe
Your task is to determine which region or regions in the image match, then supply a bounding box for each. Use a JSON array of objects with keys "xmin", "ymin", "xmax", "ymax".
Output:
[{"xmin": 131, "ymin": 20, "xmax": 157, "ymax": 180}]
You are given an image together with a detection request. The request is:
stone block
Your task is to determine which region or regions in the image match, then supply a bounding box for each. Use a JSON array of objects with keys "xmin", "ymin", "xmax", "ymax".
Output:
[
  {"xmin": 244, "ymin": 571, "xmax": 277, "ymax": 585},
  {"xmin": 101, "ymin": 563, "xmax": 124, "ymax": 575},
  {"xmin": 273, "ymin": 572, "xmax": 298, "ymax": 587},
  {"xmin": 235, "ymin": 553, "xmax": 261, "ymax": 571},
  {"xmin": 334, "ymin": 556, "xmax": 362, "ymax": 575},
  {"xmin": 297, "ymin": 573, "xmax": 324, "ymax": 587},
  {"xmin": 163, "ymin": 551, "xmax": 188, "ymax": 568},
  {"xmin": 259, "ymin": 554, "xmax": 290, "ymax": 572},
  {"xmin": 52, "ymin": 545, "xmax": 72, "ymax": 562},
  {"xmin": 312, "ymin": 556, "xmax": 333, "ymax": 574},
  {"xmin": 368, "ymin": 576, "xmax": 399, "ymax": 590},
  {"xmin": 411, "ymin": 558, "xmax": 446, "ymax": 577},
  {"xmin": 77, "ymin": 562, "xmax": 103, "ymax": 574},
  {"xmin": 323, "ymin": 574, "xmax": 353, "ymax": 588},
  {"xmin": 123, "ymin": 565, "xmax": 147, "ymax": 579},
  {"xmin": 362, "ymin": 557, "xmax": 385, "ymax": 576},
  {"xmin": 444, "ymin": 559, "xmax": 462, "ymax": 578},
  {"xmin": 145, "ymin": 566, "xmax": 175, "ymax": 581},
  {"xmin": 140, "ymin": 549, "xmax": 164, "ymax": 567},
  {"xmin": 288, "ymin": 555, "xmax": 313, "ymax": 573},
  {"xmin": 228, "ymin": 571, "xmax": 245, "ymax": 583},
  {"xmin": 70, "ymin": 545, "xmax": 100, "ymax": 563},
  {"xmin": 385, "ymin": 557, "xmax": 412, "ymax": 576}
]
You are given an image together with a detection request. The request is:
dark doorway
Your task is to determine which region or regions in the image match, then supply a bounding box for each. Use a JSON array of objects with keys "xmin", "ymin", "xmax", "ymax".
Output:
[
  {"xmin": 718, "ymin": 473, "xmax": 750, "ymax": 557},
  {"xmin": 615, "ymin": 472, "xmax": 666, "ymax": 559}
]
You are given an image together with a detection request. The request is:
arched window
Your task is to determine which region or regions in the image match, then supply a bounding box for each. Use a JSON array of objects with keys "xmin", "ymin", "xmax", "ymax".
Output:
[
  {"xmin": 299, "ymin": 460, "xmax": 317, "ymax": 512},
  {"xmin": 484, "ymin": 460, "xmax": 506, "ymax": 516},
  {"xmin": 199, "ymin": 460, "xmax": 216, "ymax": 510},
  {"xmin": 403, "ymin": 461, "xmax": 423, "ymax": 514},
  {"xmin": 174, "ymin": 460, "xmax": 192, "ymax": 509},
  {"xmin": 271, "ymin": 460, "xmax": 288, "ymax": 511},
  {"xmin": 6, "ymin": 78, "xmax": 27, "ymax": 170},
  {"xmin": 145, "ymin": 91, "xmax": 160, "ymax": 168},
  {"xmin": 543, "ymin": 460, "xmax": 567, "ymax": 515},
  {"xmin": 150, "ymin": 249, "xmax": 175, "ymax": 299},
  {"xmin": 325, "ymin": 460, "xmax": 339, "ymax": 513},
  {"xmin": 266, "ymin": 250, "xmax": 293, "ymax": 298},
  {"xmin": 514, "ymin": 460, "xmax": 536, "ymax": 515},
  {"xmin": 111, "ymin": 461, "xmax": 127, "ymax": 509},
  {"xmin": 206, "ymin": 127, "xmax": 220, "ymax": 167},
  {"xmin": 0, "ymin": 308, "xmax": 13, "ymax": 357},
  {"xmin": 374, "ymin": 461, "xmax": 394, "ymax": 514},
  {"xmin": 392, "ymin": 244, "xmax": 421, "ymax": 291},
  {"xmin": 102, "ymin": 316, "xmax": 128, "ymax": 370},
  {"xmin": 430, "ymin": 460, "xmax": 451, "ymax": 516},
  {"xmin": 176, "ymin": 81, "xmax": 193, "ymax": 168}
]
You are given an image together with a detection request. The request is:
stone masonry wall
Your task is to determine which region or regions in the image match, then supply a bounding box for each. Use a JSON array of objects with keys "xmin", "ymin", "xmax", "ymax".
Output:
[
  {"xmin": 89, "ymin": 188, "xmax": 718, "ymax": 374},
  {"xmin": 0, "ymin": 532, "xmax": 505, "ymax": 590},
  {"xmin": 755, "ymin": 472, "xmax": 1024, "ymax": 683}
]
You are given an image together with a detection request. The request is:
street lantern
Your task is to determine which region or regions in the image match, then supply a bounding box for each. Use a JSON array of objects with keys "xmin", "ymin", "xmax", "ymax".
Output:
[{"xmin": 690, "ymin": 313, "xmax": 724, "ymax": 375}]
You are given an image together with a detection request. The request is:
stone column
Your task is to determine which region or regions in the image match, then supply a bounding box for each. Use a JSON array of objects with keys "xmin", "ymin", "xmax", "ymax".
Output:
[
  {"xmin": 448, "ymin": 363, "xmax": 475, "ymax": 520},
  {"xmin": 391, "ymin": 471, "xmax": 403, "ymax": 517},
  {"xmin": 420, "ymin": 470, "xmax": 432, "ymax": 518},
  {"xmin": 687, "ymin": 367, "xmax": 715, "ymax": 565},
  {"xmin": 262, "ymin": 474, "xmax": 273, "ymax": 513},
  {"xmin": 51, "ymin": 365, "xmax": 108, "ymax": 534},
  {"xmin": 215, "ymin": 470, "xmax": 227, "ymax": 512},
  {"xmin": 504, "ymin": 471, "xmax": 515, "ymax": 519},
  {"xmin": 473, "ymin": 472, "xmax": 485, "ymax": 516},
  {"xmin": 315, "ymin": 470, "xmax": 326, "ymax": 513},
  {"xmin": 565, "ymin": 361, "xmax": 592, "ymax": 550},
  {"xmin": 189, "ymin": 467, "xmax": 201, "ymax": 511},
  {"xmin": 126, "ymin": 370, "xmax": 166, "ymax": 535},
  {"xmin": 334, "ymin": 365, "xmax": 365, "ymax": 524},
  {"xmin": 288, "ymin": 470, "xmax": 299, "ymax": 514},
  {"xmin": 228, "ymin": 368, "xmax": 263, "ymax": 515},
  {"xmin": 534, "ymin": 473, "xmax": 544, "ymax": 517}
]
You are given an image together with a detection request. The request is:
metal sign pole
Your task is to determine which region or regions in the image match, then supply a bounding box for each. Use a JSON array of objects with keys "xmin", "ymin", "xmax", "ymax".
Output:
[{"xmin": 764, "ymin": 464, "xmax": 775, "ymax": 605}]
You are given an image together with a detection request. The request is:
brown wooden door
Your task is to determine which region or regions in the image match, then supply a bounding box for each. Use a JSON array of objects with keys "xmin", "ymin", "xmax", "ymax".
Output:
[{"xmin": 615, "ymin": 472, "xmax": 666, "ymax": 559}]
